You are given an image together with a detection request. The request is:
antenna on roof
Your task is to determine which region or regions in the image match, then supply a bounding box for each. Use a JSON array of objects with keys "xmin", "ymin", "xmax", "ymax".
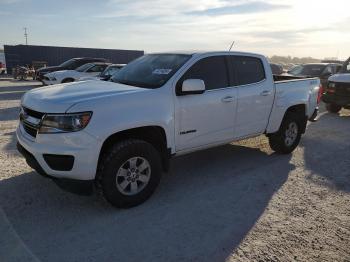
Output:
[
  {"xmin": 23, "ymin": 27, "xmax": 28, "ymax": 45},
  {"xmin": 228, "ymin": 41, "xmax": 235, "ymax": 51}
]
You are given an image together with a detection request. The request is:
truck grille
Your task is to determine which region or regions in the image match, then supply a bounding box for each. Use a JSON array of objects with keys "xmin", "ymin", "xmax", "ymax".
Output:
[
  {"xmin": 20, "ymin": 107, "xmax": 45, "ymax": 138},
  {"xmin": 23, "ymin": 123, "xmax": 38, "ymax": 137}
]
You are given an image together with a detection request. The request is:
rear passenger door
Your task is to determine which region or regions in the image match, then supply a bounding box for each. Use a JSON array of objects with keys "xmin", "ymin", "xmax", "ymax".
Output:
[
  {"xmin": 175, "ymin": 55, "xmax": 238, "ymax": 151},
  {"xmin": 229, "ymin": 56, "xmax": 274, "ymax": 138}
]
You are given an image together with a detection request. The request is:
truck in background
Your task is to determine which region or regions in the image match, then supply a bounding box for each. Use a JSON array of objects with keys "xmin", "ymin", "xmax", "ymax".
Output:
[{"xmin": 322, "ymin": 57, "xmax": 350, "ymax": 113}]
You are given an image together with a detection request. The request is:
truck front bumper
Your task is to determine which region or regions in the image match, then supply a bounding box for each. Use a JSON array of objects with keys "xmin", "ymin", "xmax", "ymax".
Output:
[{"xmin": 16, "ymin": 123, "xmax": 102, "ymax": 181}]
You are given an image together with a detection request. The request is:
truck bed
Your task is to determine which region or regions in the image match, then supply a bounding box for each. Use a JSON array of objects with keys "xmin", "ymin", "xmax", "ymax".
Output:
[
  {"xmin": 273, "ymin": 74, "xmax": 308, "ymax": 82},
  {"xmin": 265, "ymin": 76, "xmax": 320, "ymax": 134}
]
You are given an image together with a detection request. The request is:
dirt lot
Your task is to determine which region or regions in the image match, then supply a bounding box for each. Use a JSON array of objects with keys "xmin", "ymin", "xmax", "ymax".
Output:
[{"xmin": 0, "ymin": 78, "xmax": 349, "ymax": 262}]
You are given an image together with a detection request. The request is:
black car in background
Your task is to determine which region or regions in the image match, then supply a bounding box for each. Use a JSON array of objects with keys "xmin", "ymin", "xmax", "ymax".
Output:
[
  {"xmin": 35, "ymin": 57, "xmax": 109, "ymax": 81},
  {"xmin": 287, "ymin": 63, "xmax": 342, "ymax": 87},
  {"xmin": 270, "ymin": 63, "xmax": 284, "ymax": 75}
]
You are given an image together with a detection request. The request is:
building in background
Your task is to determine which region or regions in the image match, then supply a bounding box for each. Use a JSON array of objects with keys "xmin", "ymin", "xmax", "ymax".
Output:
[{"xmin": 4, "ymin": 44, "xmax": 144, "ymax": 74}]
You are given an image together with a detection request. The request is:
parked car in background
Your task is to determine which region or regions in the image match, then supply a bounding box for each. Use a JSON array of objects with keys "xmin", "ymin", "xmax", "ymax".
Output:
[
  {"xmin": 286, "ymin": 64, "xmax": 302, "ymax": 74},
  {"xmin": 0, "ymin": 62, "xmax": 6, "ymax": 74},
  {"xmin": 322, "ymin": 57, "xmax": 350, "ymax": 113},
  {"xmin": 286, "ymin": 63, "xmax": 342, "ymax": 88},
  {"xmin": 17, "ymin": 51, "xmax": 320, "ymax": 208},
  {"xmin": 35, "ymin": 57, "xmax": 109, "ymax": 82},
  {"xmin": 79, "ymin": 64, "xmax": 125, "ymax": 82},
  {"xmin": 0, "ymin": 52, "xmax": 6, "ymax": 74},
  {"xmin": 270, "ymin": 63, "xmax": 284, "ymax": 75},
  {"xmin": 43, "ymin": 62, "xmax": 110, "ymax": 85}
]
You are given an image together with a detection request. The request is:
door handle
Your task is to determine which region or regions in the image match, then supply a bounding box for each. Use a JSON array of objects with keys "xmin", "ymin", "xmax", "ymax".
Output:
[
  {"xmin": 260, "ymin": 90, "xmax": 272, "ymax": 96},
  {"xmin": 221, "ymin": 96, "xmax": 234, "ymax": 103}
]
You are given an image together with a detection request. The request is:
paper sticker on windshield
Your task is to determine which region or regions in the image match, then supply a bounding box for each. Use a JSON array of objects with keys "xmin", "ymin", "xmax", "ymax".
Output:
[{"xmin": 153, "ymin": 69, "xmax": 172, "ymax": 75}]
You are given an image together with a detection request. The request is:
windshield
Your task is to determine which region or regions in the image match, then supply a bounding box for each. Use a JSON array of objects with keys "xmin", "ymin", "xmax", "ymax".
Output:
[
  {"xmin": 59, "ymin": 59, "xmax": 78, "ymax": 69},
  {"xmin": 76, "ymin": 63, "xmax": 93, "ymax": 72},
  {"xmin": 289, "ymin": 64, "xmax": 326, "ymax": 77},
  {"xmin": 111, "ymin": 54, "xmax": 191, "ymax": 88}
]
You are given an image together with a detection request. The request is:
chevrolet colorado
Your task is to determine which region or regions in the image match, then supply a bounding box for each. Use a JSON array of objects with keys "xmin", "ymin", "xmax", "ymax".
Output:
[{"xmin": 17, "ymin": 51, "xmax": 320, "ymax": 208}]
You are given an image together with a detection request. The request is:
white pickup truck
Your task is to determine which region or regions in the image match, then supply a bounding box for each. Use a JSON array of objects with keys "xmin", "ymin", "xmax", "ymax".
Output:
[{"xmin": 17, "ymin": 51, "xmax": 320, "ymax": 208}]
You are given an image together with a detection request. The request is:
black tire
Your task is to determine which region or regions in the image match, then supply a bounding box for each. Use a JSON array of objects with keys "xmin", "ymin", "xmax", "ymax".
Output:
[
  {"xmin": 268, "ymin": 112, "xmax": 303, "ymax": 154},
  {"xmin": 96, "ymin": 139, "xmax": 162, "ymax": 208},
  {"xmin": 62, "ymin": 78, "xmax": 74, "ymax": 83},
  {"xmin": 326, "ymin": 103, "xmax": 342, "ymax": 114}
]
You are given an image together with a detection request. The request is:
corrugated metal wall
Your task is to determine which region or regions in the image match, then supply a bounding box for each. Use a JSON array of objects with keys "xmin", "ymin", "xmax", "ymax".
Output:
[{"xmin": 4, "ymin": 45, "xmax": 144, "ymax": 74}]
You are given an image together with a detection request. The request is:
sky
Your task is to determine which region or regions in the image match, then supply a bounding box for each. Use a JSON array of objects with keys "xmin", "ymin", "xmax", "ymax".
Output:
[{"xmin": 0, "ymin": 0, "xmax": 349, "ymax": 59}]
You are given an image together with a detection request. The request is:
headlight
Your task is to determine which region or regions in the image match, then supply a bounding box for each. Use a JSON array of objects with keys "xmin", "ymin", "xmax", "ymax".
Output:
[{"xmin": 39, "ymin": 112, "xmax": 92, "ymax": 133}]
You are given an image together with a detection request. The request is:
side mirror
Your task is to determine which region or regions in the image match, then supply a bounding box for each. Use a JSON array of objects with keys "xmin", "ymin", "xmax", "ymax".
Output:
[{"xmin": 178, "ymin": 79, "xmax": 205, "ymax": 95}]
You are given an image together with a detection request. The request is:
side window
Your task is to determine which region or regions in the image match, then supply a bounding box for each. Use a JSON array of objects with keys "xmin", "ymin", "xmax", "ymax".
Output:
[
  {"xmin": 88, "ymin": 65, "xmax": 105, "ymax": 72},
  {"xmin": 230, "ymin": 56, "xmax": 265, "ymax": 86},
  {"xmin": 178, "ymin": 56, "xmax": 229, "ymax": 91}
]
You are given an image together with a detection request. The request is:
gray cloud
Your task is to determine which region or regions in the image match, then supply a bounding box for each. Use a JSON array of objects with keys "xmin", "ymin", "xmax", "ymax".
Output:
[
  {"xmin": 241, "ymin": 27, "xmax": 334, "ymax": 43},
  {"xmin": 187, "ymin": 1, "xmax": 290, "ymax": 16}
]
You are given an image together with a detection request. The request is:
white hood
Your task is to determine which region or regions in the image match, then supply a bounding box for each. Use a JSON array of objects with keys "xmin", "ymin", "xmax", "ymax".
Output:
[{"xmin": 21, "ymin": 80, "xmax": 146, "ymax": 113}]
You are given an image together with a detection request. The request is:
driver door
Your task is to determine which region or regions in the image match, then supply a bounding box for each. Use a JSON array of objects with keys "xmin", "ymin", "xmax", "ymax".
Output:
[{"xmin": 174, "ymin": 55, "xmax": 238, "ymax": 151}]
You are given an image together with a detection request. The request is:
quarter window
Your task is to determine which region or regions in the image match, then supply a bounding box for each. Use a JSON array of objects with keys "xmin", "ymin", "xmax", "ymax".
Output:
[
  {"xmin": 230, "ymin": 56, "xmax": 265, "ymax": 86},
  {"xmin": 178, "ymin": 56, "xmax": 229, "ymax": 91}
]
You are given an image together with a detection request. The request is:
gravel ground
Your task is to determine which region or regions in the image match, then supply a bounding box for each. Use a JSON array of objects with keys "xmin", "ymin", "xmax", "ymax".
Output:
[{"xmin": 0, "ymin": 78, "xmax": 349, "ymax": 262}]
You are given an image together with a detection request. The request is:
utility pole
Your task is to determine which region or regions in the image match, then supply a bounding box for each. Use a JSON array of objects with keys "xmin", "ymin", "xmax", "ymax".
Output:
[{"xmin": 23, "ymin": 27, "xmax": 28, "ymax": 45}]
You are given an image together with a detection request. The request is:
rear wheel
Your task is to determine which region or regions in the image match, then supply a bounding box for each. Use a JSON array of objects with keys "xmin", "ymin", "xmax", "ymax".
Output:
[
  {"xmin": 268, "ymin": 112, "xmax": 303, "ymax": 154},
  {"xmin": 326, "ymin": 103, "xmax": 342, "ymax": 114},
  {"xmin": 96, "ymin": 139, "xmax": 162, "ymax": 208}
]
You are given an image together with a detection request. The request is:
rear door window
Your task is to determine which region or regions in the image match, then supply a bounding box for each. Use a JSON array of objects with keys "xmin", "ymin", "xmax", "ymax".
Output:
[{"xmin": 229, "ymin": 56, "xmax": 265, "ymax": 86}]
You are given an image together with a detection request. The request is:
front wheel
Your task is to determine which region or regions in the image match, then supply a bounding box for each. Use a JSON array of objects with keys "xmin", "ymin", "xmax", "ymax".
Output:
[
  {"xmin": 268, "ymin": 112, "xmax": 303, "ymax": 154},
  {"xmin": 326, "ymin": 103, "xmax": 342, "ymax": 114},
  {"xmin": 96, "ymin": 139, "xmax": 162, "ymax": 208}
]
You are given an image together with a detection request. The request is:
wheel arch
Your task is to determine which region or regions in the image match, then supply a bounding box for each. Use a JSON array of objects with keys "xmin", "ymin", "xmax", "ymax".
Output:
[
  {"xmin": 61, "ymin": 77, "xmax": 75, "ymax": 83},
  {"xmin": 267, "ymin": 104, "xmax": 308, "ymax": 135},
  {"xmin": 98, "ymin": 126, "xmax": 171, "ymax": 173}
]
